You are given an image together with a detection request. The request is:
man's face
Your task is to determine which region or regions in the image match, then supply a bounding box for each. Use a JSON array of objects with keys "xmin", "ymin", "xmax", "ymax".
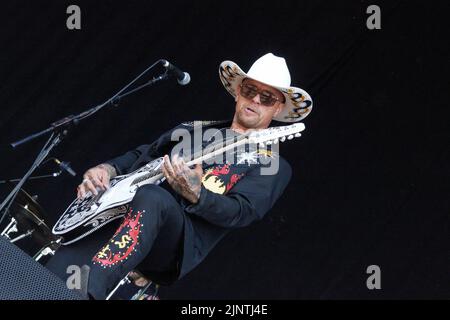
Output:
[{"xmin": 233, "ymin": 78, "xmax": 285, "ymax": 130}]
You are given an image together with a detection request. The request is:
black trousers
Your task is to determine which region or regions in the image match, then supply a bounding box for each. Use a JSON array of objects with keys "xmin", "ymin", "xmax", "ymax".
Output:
[
  {"xmin": 47, "ymin": 184, "xmax": 185, "ymax": 300},
  {"xmin": 88, "ymin": 184, "xmax": 185, "ymax": 299}
]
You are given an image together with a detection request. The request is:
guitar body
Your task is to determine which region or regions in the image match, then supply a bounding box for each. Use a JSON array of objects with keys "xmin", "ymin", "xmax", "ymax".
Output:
[{"xmin": 52, "ymin": 157, "xmax": 164, "ymax": 245}]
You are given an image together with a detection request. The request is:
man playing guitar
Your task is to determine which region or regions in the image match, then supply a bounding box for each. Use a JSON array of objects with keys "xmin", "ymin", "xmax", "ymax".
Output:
[{"xmin": 47, "ymin": 53, "xmax": 312, "ymax": 299}]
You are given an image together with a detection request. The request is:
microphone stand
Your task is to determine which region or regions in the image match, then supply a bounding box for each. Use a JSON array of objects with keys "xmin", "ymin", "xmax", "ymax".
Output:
[
  {"xmin": 0, "ymin": 172, "xmax": 62, "ymax": 184},
  {"xmin": 0, "ymin": 59, "xmax": 169, "ymax": 226}
]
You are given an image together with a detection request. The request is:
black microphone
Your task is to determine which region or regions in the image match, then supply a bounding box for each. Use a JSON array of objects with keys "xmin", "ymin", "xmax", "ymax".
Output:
[
  {"xmin": 54, "ymin": 158, "xmax": 77, "ymax": 177},
  {"xmin": 161, "ymin": 60, "xmax": 191, "ymax": 85}
]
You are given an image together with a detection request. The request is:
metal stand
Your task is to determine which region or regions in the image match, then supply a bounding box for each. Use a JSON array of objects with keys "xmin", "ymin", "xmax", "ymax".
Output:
[
  {"xmin": 33, "ymin": 238, "xmax": 62, "ymax": 262},
  {"xmin": 105, "ymin": 273, "xmax": 132, "ymax": 300},
  {"xmin": 0, "ymin": 172, "xmax": 61, "ymax": 184},
  {"xmin": 0, "ymin": 132, "xmax": 62, "ymax": 227},
  {"xmin": 10, "ymin": 229, "xmax": 34, "ymax": 243},
  {"xmin": 105, "ymin": 270, "xmax": 160, "ymax": 300},
  {"xmin": 0, "ymin": 59, "xmax": 170, "ymax": 227},
  {"xmin": 0, "ymin": 217, "xmax": 18, "ymax": 238},
  {"xmin": 0, "ymin": 217, "xmax": 35, "ymax": 244}
]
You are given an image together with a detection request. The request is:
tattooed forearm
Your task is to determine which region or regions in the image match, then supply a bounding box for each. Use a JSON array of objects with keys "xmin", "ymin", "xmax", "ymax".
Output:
[
  {"xmin": 184, "ymin": 170, "xmax": 202, "ymax": 202},
  {"xmin": 162, "ymin": 154, "xmax": 203, "ymax": 204},
  {"xmin": 96, "ymin": 163, "xmax": 117, "ymax": 178},
  {"xmin": 170, "ymin": 169, "xmax": 201, "ymax": 203}
]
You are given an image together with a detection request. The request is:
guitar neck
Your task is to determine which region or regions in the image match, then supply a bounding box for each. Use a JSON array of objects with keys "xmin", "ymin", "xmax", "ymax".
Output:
[
  {"xmin": 184, "ymin": 134, "xmax": 248, "ymax": 166},
  {"xmin": 130, "ymin": 123, "xmax": 305, "ymax": 186},
  {"xmin": 130, "ymin": 135, "xmax": 248, "ymax": 185}
]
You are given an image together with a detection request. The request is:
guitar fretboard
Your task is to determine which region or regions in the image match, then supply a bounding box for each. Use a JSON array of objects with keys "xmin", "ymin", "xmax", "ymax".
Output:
[{"xmin": 130, "ymin": 134, "xmax": 245, "ymax": 186}]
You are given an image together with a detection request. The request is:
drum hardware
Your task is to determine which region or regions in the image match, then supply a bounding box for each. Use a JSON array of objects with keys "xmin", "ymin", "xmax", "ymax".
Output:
[
  {"xmin": 0, "ymin": 188, "xmax": 61, "ymax": 262},
  {"xmin": 33, "ymin": 237, "xmax": 63, "ymax": 262},
  {"xmin": 10, "ymin": 229, "xmax": 34, "ymax": 243},
  {"xmin": 1, "ymin": 217, "xmax": 36, "ymax": 244},
  {"xmin": 1, "ymin": 217, "xmax": 18, "ymax": 237}
]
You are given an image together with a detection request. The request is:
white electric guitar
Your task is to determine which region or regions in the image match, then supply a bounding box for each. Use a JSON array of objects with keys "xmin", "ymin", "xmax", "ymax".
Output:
[{"xmin": 52, "ymin": 123, "xmax": 305, "ymax": 244}]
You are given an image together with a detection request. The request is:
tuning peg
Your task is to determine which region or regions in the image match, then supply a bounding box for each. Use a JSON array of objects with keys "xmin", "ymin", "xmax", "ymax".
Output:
[
  {"xmin": 273, "ymin": 138, "xmax": 279, "ymax": 144},
  {"xmin": 287, "ymin": 135, "xmax": 294, "ymax": 140},
  {"xmin": 266, "ymin": 140, "xmax": 272, "ymax": 145},
  {"xmin": 280, "ymin": 136, "xmax": 286, "ymax": 142},
  {"xmin": 295, "ymin": 133, "xmax": 301, "ymax": 138}
]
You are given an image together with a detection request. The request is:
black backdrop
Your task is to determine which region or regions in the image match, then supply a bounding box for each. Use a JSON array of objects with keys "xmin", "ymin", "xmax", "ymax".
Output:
[{"xmin": 0, "ymin": 0, "xmax": 448, "ymax": 299}]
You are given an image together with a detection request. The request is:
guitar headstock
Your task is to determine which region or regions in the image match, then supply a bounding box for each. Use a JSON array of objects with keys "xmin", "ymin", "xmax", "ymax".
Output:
[{"xmin": 247, "ymin": 123, "xmax": 305, "ymax": 146}]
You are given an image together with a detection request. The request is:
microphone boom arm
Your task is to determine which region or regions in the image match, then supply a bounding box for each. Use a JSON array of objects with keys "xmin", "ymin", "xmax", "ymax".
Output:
[{"xmin": 1, "ymin": 59, "xmax": 172, "ymax": 225}]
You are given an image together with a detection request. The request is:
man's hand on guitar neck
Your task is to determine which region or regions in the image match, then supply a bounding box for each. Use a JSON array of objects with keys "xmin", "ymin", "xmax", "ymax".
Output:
[
  {"xmin": 162, "ymin": 154, "xmax": 203, "ymax": 204},
  {"xmin": 77, "ymin": 163, "xmax": 116, "ymax": 199}
]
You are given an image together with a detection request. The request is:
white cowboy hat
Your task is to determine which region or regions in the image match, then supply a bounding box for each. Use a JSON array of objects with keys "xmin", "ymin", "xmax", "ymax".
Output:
[{"xmin": 219, "ymin": 53, "xmax": 313, "ymax": 122}]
